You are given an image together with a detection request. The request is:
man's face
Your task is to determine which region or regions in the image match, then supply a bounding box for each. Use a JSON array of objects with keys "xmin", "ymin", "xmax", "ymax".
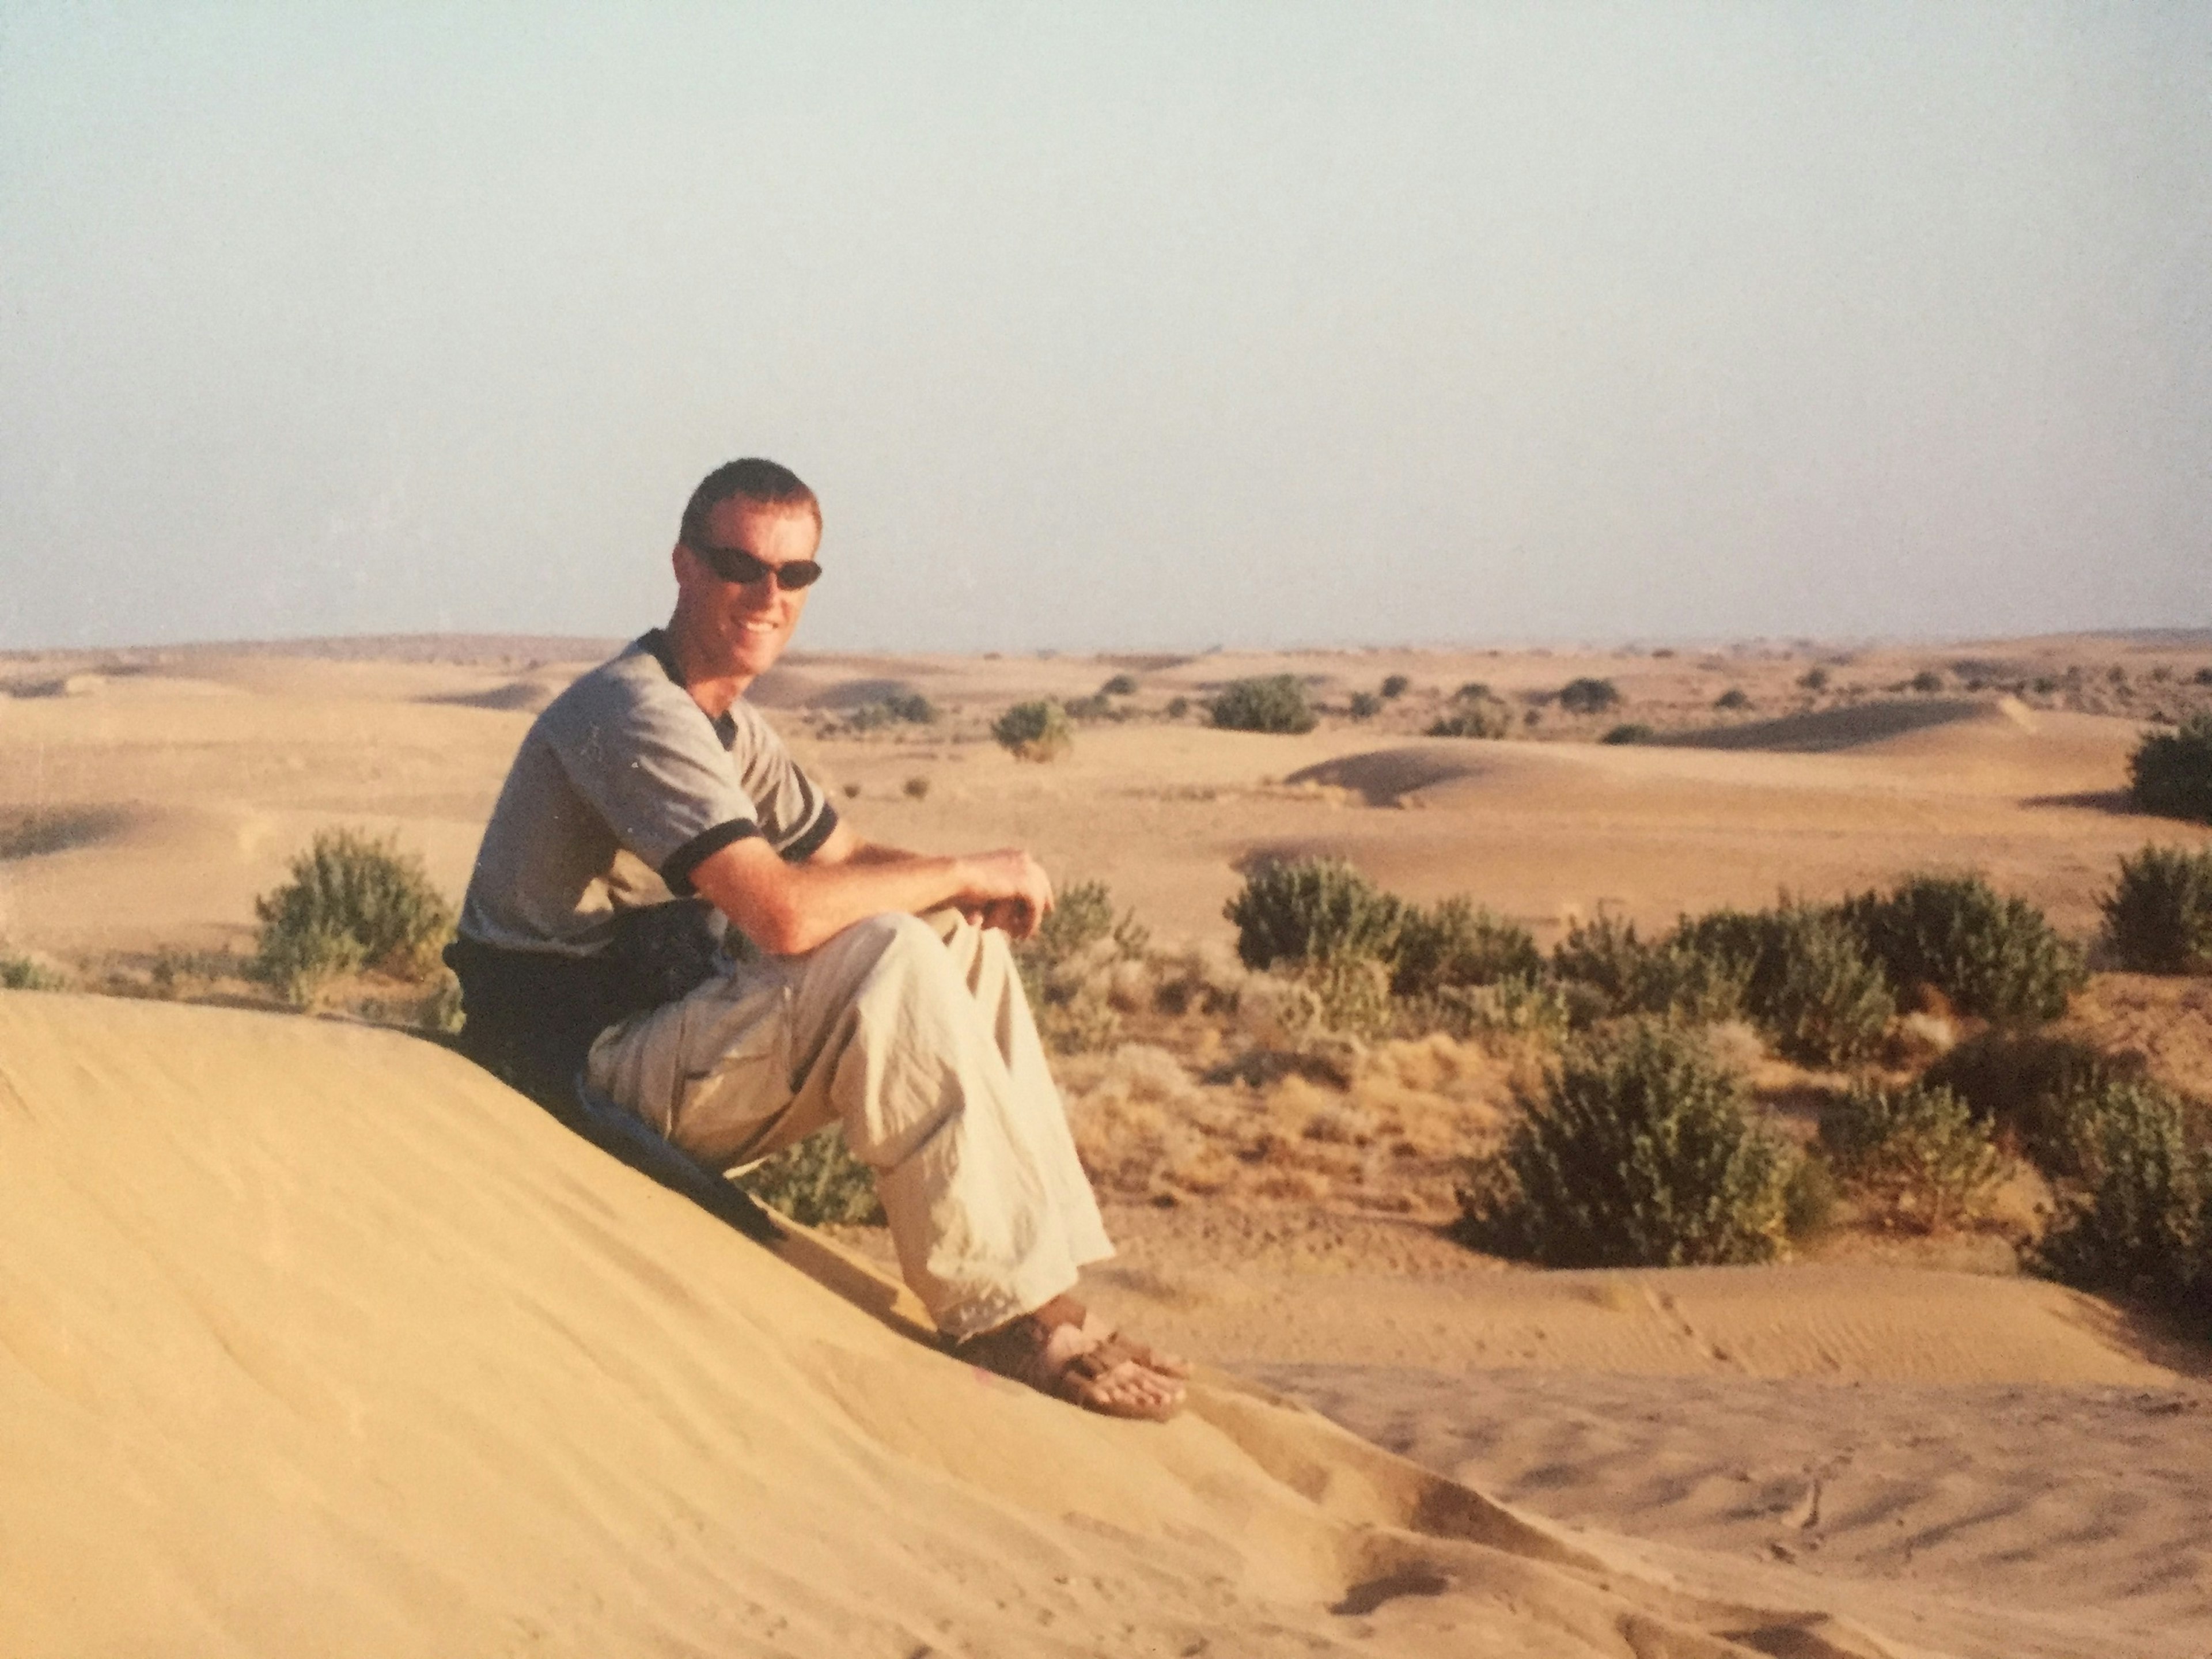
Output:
[{"xmin": 672, "ymin": 497, "xmax": 821, "ymax": 683}]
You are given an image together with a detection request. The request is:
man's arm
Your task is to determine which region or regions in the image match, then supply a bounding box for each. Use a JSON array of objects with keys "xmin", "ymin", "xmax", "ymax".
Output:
[{"xmin": 687, "ymin": 817, "xmax": 1053, "ymax": 957}]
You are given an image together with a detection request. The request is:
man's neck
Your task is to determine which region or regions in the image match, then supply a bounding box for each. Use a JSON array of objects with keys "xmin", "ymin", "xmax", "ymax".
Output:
[{"xmin": 660, "ymin": 617, "xmax": 751, "ymax": 721}]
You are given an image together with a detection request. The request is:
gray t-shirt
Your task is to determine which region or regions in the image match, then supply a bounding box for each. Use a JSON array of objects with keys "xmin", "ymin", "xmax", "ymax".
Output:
[{"xmin": 459, "ymin": 631, "xmax": 837, "ymax": 956}]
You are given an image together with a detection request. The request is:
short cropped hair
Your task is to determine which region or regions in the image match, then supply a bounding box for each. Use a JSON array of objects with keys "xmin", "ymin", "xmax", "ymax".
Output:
[{"xmin": 679, "ymin": 458, "xmax": 821, "ymax": 546}]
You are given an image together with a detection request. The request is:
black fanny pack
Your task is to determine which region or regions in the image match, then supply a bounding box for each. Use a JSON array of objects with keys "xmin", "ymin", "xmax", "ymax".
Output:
[{"xmin": 445, "ymin": 900, "xmax": 732, "ymax": 1105}]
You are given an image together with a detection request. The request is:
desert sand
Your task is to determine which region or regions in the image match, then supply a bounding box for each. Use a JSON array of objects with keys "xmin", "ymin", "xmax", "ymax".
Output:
[{"xmin": 5, "ymin": 631, "xmax": 2211, "ymax": 1657}]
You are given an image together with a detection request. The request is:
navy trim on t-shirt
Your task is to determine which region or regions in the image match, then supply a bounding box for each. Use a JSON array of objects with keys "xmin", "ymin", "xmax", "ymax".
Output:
[{"xmin": 660, "ymin": 819, "xmax": 762, "ymax": 897}]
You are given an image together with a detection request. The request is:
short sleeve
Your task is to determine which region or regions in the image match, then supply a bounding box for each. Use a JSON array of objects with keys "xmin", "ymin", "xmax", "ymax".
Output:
[
  {"xmin": 543, "ymin": 677, "xmax": 761, "ymax": 896},
  {"xmin": 725, "ymin": 701, "xmax": 839, "ymax": 863}
]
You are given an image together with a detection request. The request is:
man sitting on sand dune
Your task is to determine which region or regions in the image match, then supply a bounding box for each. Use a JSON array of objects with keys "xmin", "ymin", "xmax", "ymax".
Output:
[{"xmin": 446, "ymin": 457, "xmax": 1185, "ymax": 1421}]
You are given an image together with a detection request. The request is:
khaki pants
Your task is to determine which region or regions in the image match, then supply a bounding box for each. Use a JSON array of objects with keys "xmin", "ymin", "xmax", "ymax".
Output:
[{"xmin": 585, "ymin": 910, "xmax": 1113, "ymax": 1339}]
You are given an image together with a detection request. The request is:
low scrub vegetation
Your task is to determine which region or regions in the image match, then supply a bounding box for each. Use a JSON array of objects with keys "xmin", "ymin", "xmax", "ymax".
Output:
[
  {"xmin": 1, "ymin": 953, "xmax": 69, "ymax": 991},
  {"xmin": 844, "ymin": 691, "xmax": 936, "ymax": 730},
  {"xmin": 2102, "ymin": 843, "xmax": 2212, "ymax": 975},
  {"xmin": 1426, "ymin": 703, "xmax": 1511, "ymax": 739},
  {"xmin": 1456, "ymin": 1020, "xmax": 1797, "ymax": 1267},
  {"xmin": 2033, "ymin": 1081, "xmax": 2209, "ymax": 1327},
  {"xmin": 1556, "ymin": 677, "xmax": 1623, "ymax": 715},
  {"xmin": 1921, "ymin": 1028, "xmax": 2144, "ymax": 1181},
  {"xmin": 1392, "ymin": 897, "xmax": 1544, "ymax": 998},
  {"xmin": 1015, "ymin": 878, "xmax": 1149, "ymax": 1054},
  {"xmin": 991, "ymin": 700, "xmax": 1072, "ymax": 762},
  {"xmin": 737, "ymin": 1128, "xmax": 884, "ymax": 1226},
  {"xmin": 251, "ymin": 828, "xmax": 454, "ymax": 1004},
  {"xmin": 1673, "ymin": 904, "xmax": 1894, "ymax": 1067},
  {"xmin": 1838, "ymin": 873, "xmax": 2086, "ymax": 1022},
  {"xmin": 1226, "ymin": 858, "xmax": 1407, "ymax": 974},
  {"xmin": 1819, "ymin": 1081, "xmax": 2009, "ymax": 1232},
  {"xmin": 2128, "ymin": 712, "xmax": 2212, "ymax": 824},
  {"xmin": 1210, "ymin": 675, "xmax": 1318, "ymax": 734},
  {"xmin": 1600, "ymin": 724, "xmax": 1653, "ymax": 745}
]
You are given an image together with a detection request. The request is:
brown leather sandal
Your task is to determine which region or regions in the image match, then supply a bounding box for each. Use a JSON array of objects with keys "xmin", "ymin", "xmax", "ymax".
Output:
[
  {"xmin": 1080, "ymin": 1309, "xmax": 1192, "ymax": 1380},
  {"xmin": 956, "ymin": 1313, "xmax": 1185, "ymax": 1422}
]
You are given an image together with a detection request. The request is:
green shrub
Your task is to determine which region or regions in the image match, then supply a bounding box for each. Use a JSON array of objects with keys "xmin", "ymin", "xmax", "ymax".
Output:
[
  {"xmin": 1454, "ymin": 681, "xmax": 1493, "ymax": 702},
  {"xmin": 1347, "ymin": 691, "xmax": 1381, "ymax": 720},
  {"xmin": 1838, "ymin": 873, "xmax": 2085, "ymax": 1022},
  {"xmin": 1714, "ymin": 688, "xmax": 1751, "ymax": 711},
  {"xmin": 1380, "ymin": 674, "xmax": 1411, "ymax": 700},
  {"xmin": 2103, "ymin": 844, "xmax": 2212, "ymax": 974},
  {"xmin": 1600, "ymin": 724, "xmax": 1654, "ymax": 745},
  {"xmin": 1910, "ymin": 669, "xmax": 1945, "ymax": 694},
  {"xmin": 1819, "ymin": 1081, "xmax": 2008, "ymax": 1232},
  {"xmin": 1164, "ymin": 696, "xmax": 1190, "ymax": 719},
  {"xmin": 1426, "ymin": 703, "xmax": 1511, "ymax": 738},
  {"xmin": 1921, "ymin": 1028, "xmax": 2144, "ymax": 1181},
  {"xmin": 1100, "ymin": 673, "xmax": 1138, "ymax": 696},
  {"xmin": 251, "ymin": 829, "xmax": 453, "ymax": 1004},
  {"xmin": 1551, "ymin": 914, "xmax": 1749, "ymax": 1027},
  {"xmin": 2127, "ymin": 713, "xmax": 2212, "ymax": 824},
  {"xmin": 992, "ymin": 700, "xmax": 1072, "ymax": 762},
  {"xmin": 1224, "ymin": 858, "xmax": 1406, "ymax": 972},
  {"xmin": 1673, "ymin": 904, "xmax": 1893, "ymax": 1067},
  {"xmin": 1392, "ymin": 897, "xmax": 1543, "ymax": 997},
  {"xmin": 2196, "ymin": 668, "xmax": 2212, "ymax": 688},
  {"xmin": 737, "ymin": 1128, "xmax": 885, "ymax": 1226},
  {"xmin": 1, "ymin": 953, "xmax": 68, "ymax": 991},
  {"xmin": 1798, "ymin": 667, "xmax": 1830, "ymax": 692},
  {"xmin": 1456, "ymin": 1020, "xmax": 1796, "ymax": 1267},
  {"xmin": 1210, "ymin": 675, "xmax": 1319, "ymax": 734},
  {"xmin": 2033, "ymin": 1082, "xmax": 2209, "ymax": 1319},
  {"xmin": 1556, "ymin": 677, "xmax": 1623, "ymax": 715}
]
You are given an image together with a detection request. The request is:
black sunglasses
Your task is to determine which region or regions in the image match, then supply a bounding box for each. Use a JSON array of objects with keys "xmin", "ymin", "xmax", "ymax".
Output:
[{"xmin": 685, "ymin": 542, "xmax": 824, "ymax": 590}]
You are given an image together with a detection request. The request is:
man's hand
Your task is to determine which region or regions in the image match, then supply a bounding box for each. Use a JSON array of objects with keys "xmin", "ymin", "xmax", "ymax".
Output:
[
  {"xmin": 954, "ymin": 849, "xmax": 1054, "ymax": 941},
  {"xmin": 691, "ymin": 828, "xmax": 1056, "ymax": 956}
]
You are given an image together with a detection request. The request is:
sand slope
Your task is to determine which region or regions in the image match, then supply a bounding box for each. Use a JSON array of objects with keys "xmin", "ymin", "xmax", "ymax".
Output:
[{"xmin": 1, "ymin": 991, "xmax": 1930, "ymax": 1658}]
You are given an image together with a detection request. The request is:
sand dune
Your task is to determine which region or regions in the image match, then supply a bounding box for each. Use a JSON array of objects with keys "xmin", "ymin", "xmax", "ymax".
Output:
[
  {"xmin": 2, "ymin": 991, "xmax": 1921, "ymax": 1658},
  {"xmin": 1662, "ymin": 699, "xmax": 1998, "ymax": 754}
]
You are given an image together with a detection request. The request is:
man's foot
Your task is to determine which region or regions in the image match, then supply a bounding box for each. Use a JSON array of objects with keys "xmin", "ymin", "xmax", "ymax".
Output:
[
  {"xmin": 956, "ymin": 1297, "xmax": 1185, "ymax": 1422},
  {"xmin": 1080, "ymin": 1309, "xmax": 1191, "ymax": 1380}
]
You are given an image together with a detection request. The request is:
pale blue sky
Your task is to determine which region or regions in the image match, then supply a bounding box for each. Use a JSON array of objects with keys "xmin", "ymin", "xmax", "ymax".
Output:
[{"xmin": 3, "ymin": 3, "xmax": 2206, "ymax": 653}]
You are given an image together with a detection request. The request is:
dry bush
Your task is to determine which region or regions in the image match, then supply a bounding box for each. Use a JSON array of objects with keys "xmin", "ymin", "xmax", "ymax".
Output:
[
  {"xmin": 1014, "ymin": 877, "xmax": 1146, "ymax": 1054},
  {"xmin": 1818, "ymin": 1081, "xmax": 2010, "ymax": 1233}
]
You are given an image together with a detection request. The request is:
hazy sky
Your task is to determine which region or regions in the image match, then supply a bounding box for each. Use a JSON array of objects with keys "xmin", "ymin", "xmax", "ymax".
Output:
[{"xmin": 3, "ymin": 3, "xmax": 2207, "ymax": 654}]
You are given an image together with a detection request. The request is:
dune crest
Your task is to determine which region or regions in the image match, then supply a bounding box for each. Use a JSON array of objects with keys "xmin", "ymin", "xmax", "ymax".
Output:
[{"xmin": 0, "ymin": 991, "xmax": 1918, "ymax": 1657}]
